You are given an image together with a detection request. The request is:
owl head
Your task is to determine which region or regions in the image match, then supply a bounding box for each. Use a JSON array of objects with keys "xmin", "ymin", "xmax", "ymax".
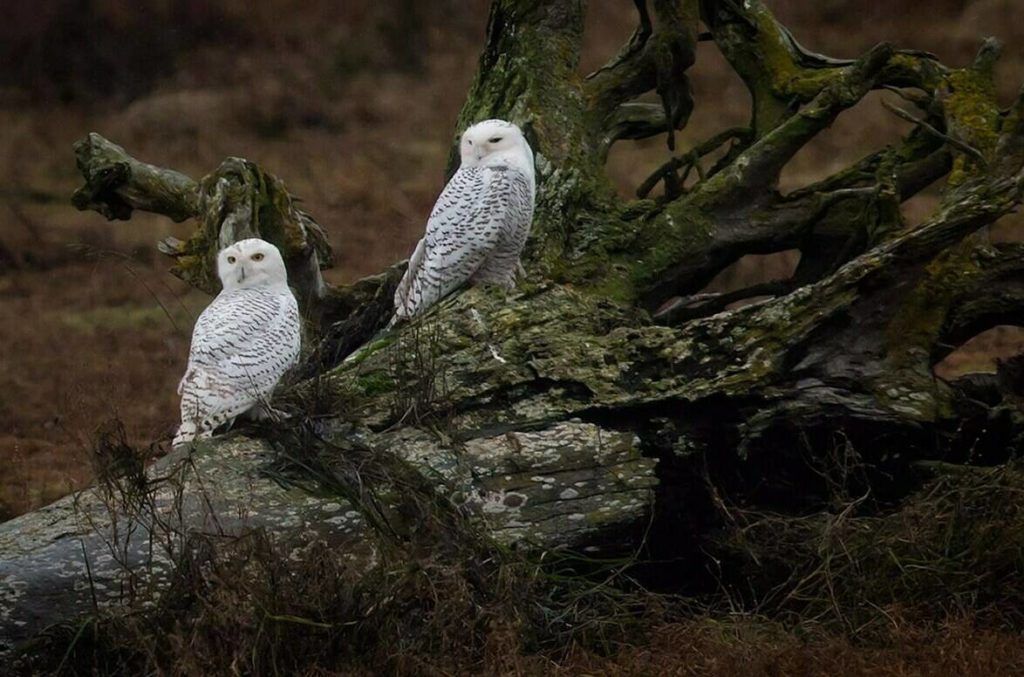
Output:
[
  {"xmin": 217, "ymin": 238, "xmax": 289, "ymax": 291},
  {"xmin": 459, "ymin": 119, "xmax": 533, "ymax": 174}
]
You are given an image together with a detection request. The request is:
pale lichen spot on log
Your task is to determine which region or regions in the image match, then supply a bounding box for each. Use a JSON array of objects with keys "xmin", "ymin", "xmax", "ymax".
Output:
[
  {"xmin": 385, "ymin": 421, "xmax": 656, "ymax": 549},
  {"xmin": 489, "ymin": 344, "xmax": 508, "ymax": 363},
  {"xmin": 470, "ymin": 489, "xmax": 529, "ymax": 515}
]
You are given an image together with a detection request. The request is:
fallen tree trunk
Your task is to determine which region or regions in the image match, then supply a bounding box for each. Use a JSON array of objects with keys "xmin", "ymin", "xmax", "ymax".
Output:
[
  {"xmin": 0, "ymin": 419, "xmax": 655, "ymax": 651},
  {"xmin": 3, "ymin": 0, "xmax": 1023, "ymax": 660}
]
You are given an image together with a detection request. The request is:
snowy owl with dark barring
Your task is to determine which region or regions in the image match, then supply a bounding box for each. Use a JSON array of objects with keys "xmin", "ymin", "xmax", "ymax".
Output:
[
  {"xmin": 173, "ymin": 238, "xmax": 301, "ymax": 447},
  {"xmin": 392, "ymin": 118, "xmax": 536, "ymax": 322}
]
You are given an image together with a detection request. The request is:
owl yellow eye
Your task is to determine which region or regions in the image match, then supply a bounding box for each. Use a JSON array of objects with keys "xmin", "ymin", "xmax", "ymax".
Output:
[
  {"xmin": 488, "ymin": 136, "xmax": 503, "ymax": 143},
  {"xmin": 251, "ymin": 252, "xmax": 265, "ymax": 261},
  {"xmin": 227, "ymin": 256, "xmax": 236, "ymax": 264}
]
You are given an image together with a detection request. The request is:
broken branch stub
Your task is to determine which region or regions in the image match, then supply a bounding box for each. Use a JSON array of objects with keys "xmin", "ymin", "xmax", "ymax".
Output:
[{"xmin": 72, "ymin": 136, "xmax": 334, "ymax": 314}]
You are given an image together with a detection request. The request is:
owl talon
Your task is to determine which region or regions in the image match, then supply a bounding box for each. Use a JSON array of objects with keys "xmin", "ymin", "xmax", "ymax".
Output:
[{"xmin": 247, "ymin": 404, "xmax": 289, "ymax": 423}]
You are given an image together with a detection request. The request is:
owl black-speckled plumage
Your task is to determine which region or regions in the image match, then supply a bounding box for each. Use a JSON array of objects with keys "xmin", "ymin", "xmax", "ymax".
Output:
[
  {"xmin": 392, "ymin": 119, "xmax": 536, "ymax": 322},
  {"xmin": 173, "ymin": 238, "xmax": 300, "ymax": 447}
]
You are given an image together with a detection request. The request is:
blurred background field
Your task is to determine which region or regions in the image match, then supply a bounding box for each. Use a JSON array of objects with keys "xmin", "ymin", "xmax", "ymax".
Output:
[{"xmin": 1, "ymin": 0, "xmax": 1023, "ymax": 521}]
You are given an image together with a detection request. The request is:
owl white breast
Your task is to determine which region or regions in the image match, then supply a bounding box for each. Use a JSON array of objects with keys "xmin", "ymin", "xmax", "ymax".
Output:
[
  {"xmin": 392, "ymin": 118, "xmax": 536, "ymax": 322},
  {"xmin": 173, "ymin": 238, "xmax": 301, "ymax": 447}
]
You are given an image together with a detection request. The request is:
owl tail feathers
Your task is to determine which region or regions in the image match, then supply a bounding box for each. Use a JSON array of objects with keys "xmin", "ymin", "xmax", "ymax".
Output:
[
  {"xmin": 171, "ymin": 424, "xmax": 196, "ymax": 449},
  {"xmin": 389, "ymin": 294, "xmax": 417, "ymax": 328},
  {"xmin": 171, "ymin": 422, "xmax": 212, "ymax": 449}
]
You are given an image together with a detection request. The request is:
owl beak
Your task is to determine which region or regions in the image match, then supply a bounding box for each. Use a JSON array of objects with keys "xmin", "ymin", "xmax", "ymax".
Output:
[
  {"xmin": 474, "ymin": 147, "xmax": 484, "ymax": 161},
  {"xmin": 237, "ymin": 266, "xmax": 247, "ymax": 284}
]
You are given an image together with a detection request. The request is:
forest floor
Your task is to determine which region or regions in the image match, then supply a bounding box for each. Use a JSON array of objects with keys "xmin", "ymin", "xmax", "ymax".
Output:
[{"xmin": 2, "ymin": 1, "xmax": 1024, "ymax": 673}]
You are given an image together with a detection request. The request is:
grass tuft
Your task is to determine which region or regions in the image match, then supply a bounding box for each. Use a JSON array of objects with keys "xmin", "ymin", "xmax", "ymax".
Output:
[{"xmin": 712, "ymin": 461, "xmax": 1024, "ymax": 637}]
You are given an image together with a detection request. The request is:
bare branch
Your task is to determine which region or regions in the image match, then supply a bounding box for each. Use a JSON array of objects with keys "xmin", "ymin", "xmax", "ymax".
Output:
[
  {"xmin": 585, "ymin": 0, "xmax": 653, "ymax": 87},
  {"xmin": 636, "ymin": 127, "xmax": 751, "ymax": 198},
  {"xmin": 585, "ymin": 0, "xmax": 699, "ymax": 152},
  {"xmin": 880, "ymin": 84, "xmax": 932, "ymax": 108},
  {"xmin": 881, "ymin": 98, "xmax": 988, "ymax": 166},
  {"xmin": 601, "ymin": 102, "xmax": 672, "ymax": 150},
  {"xmin": 700, "ymin": 0, "xmax": 856, "ymax": 136},
  {"xmin": 72, "ymin": 134, "xmax": 333, "ymax": 315},
  {"xmin": 936, "ymin": 243, "xmax": 1024, "ymax": 363},
  {"xmin": 655, "ymin": 279, "xmax": 793, "ymax": 324},
  {"xmin": 786, "ymin": 126, "xmax": 950, "ymax": 205},
  {"xmin": 690, "ymin": 43, "xmax": 896, "ymax": 209},
  {"xmin": 72, "ymin": 133, "xmax": 198, "ymax": 222}
]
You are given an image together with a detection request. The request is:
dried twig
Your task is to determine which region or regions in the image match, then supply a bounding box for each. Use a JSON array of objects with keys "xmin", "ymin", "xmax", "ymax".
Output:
[
  {"xmin": 637, "ymin": 127, "xmax": 751, "ymax": 198},
  {"xmin": 882, "ymin": 98, "xmax": 988, "ymax": 166}
]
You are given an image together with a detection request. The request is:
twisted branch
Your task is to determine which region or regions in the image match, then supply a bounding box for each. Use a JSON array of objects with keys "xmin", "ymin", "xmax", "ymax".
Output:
[
  {"xmin": 585, "ymin": 0, "xmax": 699, "ymax": 153},
  {"xmin": 636, "ymin": 126, "xmax": 751, "ymax": 198},
  {"xmin": 882, "ymin": 98, "xmax": 987, "ymax": 166}
]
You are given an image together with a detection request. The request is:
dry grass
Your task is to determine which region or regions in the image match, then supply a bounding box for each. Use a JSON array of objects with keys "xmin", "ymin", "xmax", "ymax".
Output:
[
  {"xmin": 0, "ymin": 258, "xmax": 205, "ymax": 519},
  {"xmin": 715, "ymin": 464, "xmax": 1024, "ymax": 630},
  {"xmin": 555, "ymin": 617, "xmax": 1024, "ymax": 677}
]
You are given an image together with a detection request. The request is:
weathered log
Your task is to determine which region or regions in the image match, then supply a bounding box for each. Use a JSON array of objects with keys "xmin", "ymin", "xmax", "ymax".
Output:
[
  {"xmin": 0, "ymin": 421, "xmax": 654, "ymax": 652},
  {"xmin": 0, "ymin": 436, "xmax": 369, "ymax": 653},
  {"xmin": 5, "ymin": 0, "xmax": 1022, "ymax": 660}
]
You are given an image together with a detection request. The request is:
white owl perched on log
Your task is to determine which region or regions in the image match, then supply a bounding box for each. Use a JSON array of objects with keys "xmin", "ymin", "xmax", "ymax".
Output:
[
  {"xmin": 173, "ymin": 238, "xmax": 301, "ymax": 447},
  {"xmin": 392, "ymin": 119, "xmax": 536, "ymax": 322}
]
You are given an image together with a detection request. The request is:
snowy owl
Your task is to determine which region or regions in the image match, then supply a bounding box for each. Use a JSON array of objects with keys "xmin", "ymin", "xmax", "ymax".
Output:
[
  {"xmin": 173, "ymin": 238, "xmax": 301, "ymax": 447},
  {"xmin": 391, "ymin": 118, "xmax": 536, "ymax": 322}
]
